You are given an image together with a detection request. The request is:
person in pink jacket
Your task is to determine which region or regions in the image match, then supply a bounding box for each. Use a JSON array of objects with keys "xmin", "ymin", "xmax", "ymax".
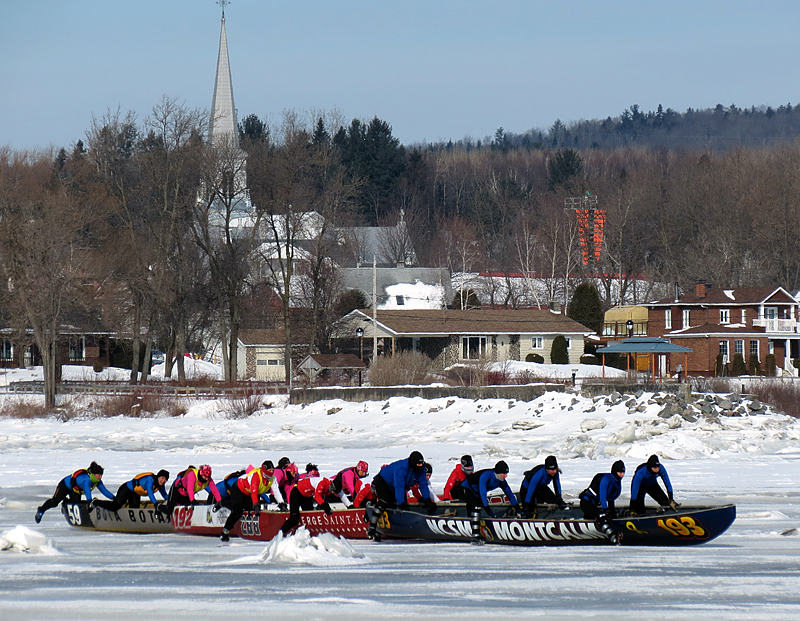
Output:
[
  {"xmin": 159, "ymin": 464, "xmax": 221, "ymax": 516},
  {"xmin": 279, "ymin": 463, "xmax": 299, "ymax": 501},
  {"xmin": 327, "ymin": 461, "xmax": 369, "ymax": 508}
]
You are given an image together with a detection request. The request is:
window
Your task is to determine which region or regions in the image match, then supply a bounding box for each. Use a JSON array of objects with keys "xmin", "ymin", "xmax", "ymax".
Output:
[
  {"xmin": 765, "ymin": 307, "xmax": 777, "ymax": 319},
  {"xmin": 720, "ymin": 309, "xmax": 730, "ymax": 324},
  {"xmin": 531, "ymin": 337, "xmax": 543, "ymax": 349},
  {"xmin": 395, "ymin": 295, "xmax": 405, "ymax": 306},
  {"xmin": 741, "ymin": 308, "xmax": 746, "ymax": 323},
  {"xmin": 750, "ymin": 340, "xmax": 759, "ymax": 358},
  {"xmin": 735, "ymin": 340, "xmax": 744, "ymax": 356},
  {"xmin": 565, "ymin": 337, "xmax": 572, "ymax": 349},
  {"xmin": 257, "ymin": 360, "xmax": 267, "ymax": 366},
  {"xmin": 0, "ymin": 340, "xmax": 12, "ymax": 361},
  {"xmin": 461, "ymin": 336, "xmax": 487, "ymax": 360},
  {"xmin": 665, "ymin": 310, "xmax": 672, "ymax": 330},
  {"xmin": 69, "ymin": 337, "xmax": 85, "ymax": 362},
  {"xmin": 268, "ymin": 359, "xmax": 279, "ymax": 365},
  {"xmin": 682, "ymin": 310, "xmax": 690, "ymax": 328},
  {"xmin": 719, "ymin": 340, "xmax": 729, "ymax": 363}
]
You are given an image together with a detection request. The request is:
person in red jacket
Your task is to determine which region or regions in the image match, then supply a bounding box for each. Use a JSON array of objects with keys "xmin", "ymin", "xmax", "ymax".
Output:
[
  {"xmin": 220, "ymin": 461, "xmax": 275, "ymax": 542},
  {"xmin": 280, "ymin": 476, "xmax": 333, "ymax": 536},
  {"xmin": 441, "ymin": 455, "xmax": 474, "ymax": 501}
]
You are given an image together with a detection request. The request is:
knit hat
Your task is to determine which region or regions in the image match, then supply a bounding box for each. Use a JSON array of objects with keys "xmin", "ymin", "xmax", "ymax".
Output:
[
  {"xmin": 278, "ymin": 457, "xmax": 291, "ymax": 469},
  {"xmin": 612, "ymin": 460, "xmax": 626, "ymax": 477},
  {"xmin": 647, "ymin": 455, "xmax": 661, "ymax": 469},
  {"xmin": 544, "ymin": 455, "xmax": 559, "ymax": 470},
  {"xmin": 494, "ymin": 460, "xmax": 509, "ymax": 475},
  {"xmin": 409, "ymin": 451, "xmax": 425, "ymax": 469},
  {"xmin": 88, "ymin": 462, "xmax": 104, "ymax": 476},
  {"xmin": 262, "ymin": 460, "xmax": 275, "ymax": 470},
  {"xmin": 156, "ymin": 469, "xmax": 170, "ymax": 480},
  {"xmin": 461, "ymin": 455, "xmax": 474, "ymax": 474}
]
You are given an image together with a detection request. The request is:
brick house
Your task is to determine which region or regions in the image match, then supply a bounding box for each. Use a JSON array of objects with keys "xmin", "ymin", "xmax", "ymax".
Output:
[
  {"xmin": 642, "ymin": 282, "xmax": 800, "ymax": 376},
  {"xmin": 333, "ymin": 309, "xmax": 593, "ymax": 368}
]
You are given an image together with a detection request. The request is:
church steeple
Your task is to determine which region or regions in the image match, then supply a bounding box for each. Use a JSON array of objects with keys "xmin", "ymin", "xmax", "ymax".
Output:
[{"xmin": 209, "ymin": 1, "xmax": 237, "ymax": 146}]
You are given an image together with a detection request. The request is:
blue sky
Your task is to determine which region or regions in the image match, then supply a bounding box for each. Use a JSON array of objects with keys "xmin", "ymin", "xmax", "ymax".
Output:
[{"xmin": 2, "ymin": 1, "xmax": 798, "ymax": 150}]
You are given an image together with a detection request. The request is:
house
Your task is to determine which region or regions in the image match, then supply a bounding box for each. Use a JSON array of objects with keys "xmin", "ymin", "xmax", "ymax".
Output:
[
  {"xmin": 338, "ymin": 266, "xmax": 453, "ymax": 310},
  {"xmin": 332, "ymin": 309, "xmax": 593, "ymax": 368},
  {"xmin": 643, "ymin": 282, "xmax": 800, "ymax": 376},
  {"xmin": 230, "ymin": 329, "xmax": 287, "ymax": 381}
]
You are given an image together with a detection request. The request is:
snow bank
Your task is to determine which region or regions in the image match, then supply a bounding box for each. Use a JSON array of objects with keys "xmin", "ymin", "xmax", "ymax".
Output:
[
  {"xmin": 257, "ymin": 527, "xmax": 368, "ymax": 566},
  {"xmin": 0, "ymin": 526, "xmax": 59, "ymax": 555}
]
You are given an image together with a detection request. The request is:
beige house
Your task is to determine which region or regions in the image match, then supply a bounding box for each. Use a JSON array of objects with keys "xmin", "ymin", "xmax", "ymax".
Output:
[
  {"xmin": 333, "ymin": 309, "xmax": 593, "ymax": 368},
  {"xmin": 234, "ymin": 329, "xmax": 286, "ymax": 381}
]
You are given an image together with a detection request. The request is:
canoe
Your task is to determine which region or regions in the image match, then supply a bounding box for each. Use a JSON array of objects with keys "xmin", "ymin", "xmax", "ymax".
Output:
[
  {"xmin": 61, "ymin": 501, "xmax": 173, "ymax": 534},
  {"xmin": 368, "ymin": 502, "xmax": 736, "ymax": 546},
  {"xmin": 236, "ymin": 507, "xmax": 369, "ymax": 541}
]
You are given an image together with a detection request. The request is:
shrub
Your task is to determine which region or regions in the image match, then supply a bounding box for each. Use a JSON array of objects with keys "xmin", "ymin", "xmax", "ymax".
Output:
[
  {"xmin": 550, "ymin": 335, "xmax": 569, "ymax": 364},
  {"xmin": 93, "ymin": 361, "xmax": 104, "ymax": 373},
  {"xmin": 580, "ymin": 354, "xmax": 600, "ymax": 365},
  {"xmin": 731, "ymin": 353, "xmax": 746, "ymax": 376},
  {"xmin": 749, "ymin": 380, "xmax": 800, "ymax": 418},
  {"xmin": 715, "ymin": 354, "xmax": 725, "ymax": 377},
  {"xmin": 223, "ymin": 392, "xmax": 263, "ymax": 419},
  {"xmin": 368, "ymin": 350, "xmax": 433, "ymax": 386},
  {"xmin": 749, "ymin": 354, "xmax": 761, "ymax": 375},
  {"xmin": 765, "ymin": 354, "xmax": 777, "ymax": 377},
  {"xmin": 525, "ymin": 353, "xmax": 544, "ymax": 363},
  {"xmin": 0, "ymin": 398, "xmax": 50, "ymax": 419}
]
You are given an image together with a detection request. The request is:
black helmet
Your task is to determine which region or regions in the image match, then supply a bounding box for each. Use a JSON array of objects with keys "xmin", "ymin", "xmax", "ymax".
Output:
[
  {"xmin": 262, "ymin": 460, "xmax": 275, "ymax": 470},
  {"xmin": 278, "ymin": 457, "xmax": 290, "ymax": 469},
  {"xmin": 88, "ymin": 461, "xmax": 104, "ymax": 476},
  {"xmin": 647, "ymin": 455, "xmax": 661, "ymax": 469},
  {"xmin": 306, "ymin": 463, "xmax": 318, "ymax": 473},
  {"xmin": 494, "ymin": 460, "xmax": 509, "ymax": 475},
  {"xmin": 612, "ymin": 460, "xmax": 626, "ymax": 477},
  {"xmin": 460, "ymin": 454, "xmax": 474, "ymax": 474},
  {"xmin": 544, "ymin": 455, "xmax": 558, "ymax": 470},
  {"xmin": 156, "ymin": 469, "xmax": 170, "ymax": 480},
  {"xmin": 424, "ymin": 462, "xmax": 433, "ymax": 475}
]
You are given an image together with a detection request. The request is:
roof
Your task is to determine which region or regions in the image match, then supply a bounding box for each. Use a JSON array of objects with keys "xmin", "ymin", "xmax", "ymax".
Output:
[
  {"xmin": 647, "ymin": 286, "xmax": 797, "ymax": 307},
  {"xmin": 237, "ymin": 329, "xmax": 285, "ymax": 346},
  {"xmin": 338, "ymin": 309, "xmax": 593, "ymax": 338},
  {"xmin": 339, "ymin": 267, "xmax": 453, "ymax": 309},
  {"xmin": 299, "ymin": 354, "xmax": 366, "ymax": 370},
  {"xmin": 667, "ymin": 324, "xmax": 767, "ymax": 338},
  {"xmin": 597, "ymin": 337, "xmax": 693, "ymax": 354}
]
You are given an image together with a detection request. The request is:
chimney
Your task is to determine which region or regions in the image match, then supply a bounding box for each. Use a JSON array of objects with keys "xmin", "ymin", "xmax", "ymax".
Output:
[
  {"xmin": 695, "ymin": 280, "xmax": 707, "ymax": 298},
  {"xmin": 548, "ymin": 300, "xmax": 562, "ymax": 313},
  {"xmin": 674, "ymin": 282, "xmax": 680, "ymax": 303}
]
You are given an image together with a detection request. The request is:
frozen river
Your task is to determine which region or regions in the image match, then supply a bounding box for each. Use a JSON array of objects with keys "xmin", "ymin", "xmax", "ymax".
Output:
[{"xmin": 2, "ymin": 455, "xmax": 800, "ymax": 621}]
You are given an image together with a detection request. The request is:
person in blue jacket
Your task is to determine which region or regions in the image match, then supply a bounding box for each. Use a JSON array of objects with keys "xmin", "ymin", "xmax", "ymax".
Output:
[
  {"xmin": 366, "ymin": 451, "xmax": 436, "ymax": 541},
  {"xmin": 579, "ymin": 460, "xmax": 626, "ymax": 543},
  {"xmin": 518, "ymin": 455, "xmax": 567, "ymax": 515},
  {"xmin": 95, "ymin": 469, "xmax": 170, "ymax": 512},
  {"xmin": 629, "ymin": 455, "xmax": 679, "ymax": 514},
  {"xmin": 35, "ymin": 462, "xmax": 114, "ymax": 523},
  {"xmin": 460, "ymin": 460, "xmax": 521, "ymax": 545},
  {"xmin": 208, "ymin": 468, "xmax": 247, "ymax": 508}
]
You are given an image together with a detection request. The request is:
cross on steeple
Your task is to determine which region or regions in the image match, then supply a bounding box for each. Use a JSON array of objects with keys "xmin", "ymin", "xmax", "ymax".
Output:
[{"xmin": 217, "ymin": 0, "xmax": 229, "ymax": 18}]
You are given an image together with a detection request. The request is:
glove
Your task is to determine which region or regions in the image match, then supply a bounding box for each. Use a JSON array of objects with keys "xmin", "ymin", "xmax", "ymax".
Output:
[
  {"xmin": 556, "ymin": 495, "xmax": 568, "ymax": 510},
  {"xmin": 483, "ymin": 505, "xmax": 496, "ymax": 518},
  {"xmin": 515, "ymin": 505, "xmax": 527, "ymax": 519},
  {"xmin": 251, "ymin": 505, "xmax": 261, "ymax": 515},
  {"xmin": 87, "ymin": 499, "xmax": 96, "ymax": 511},
  {"xmin": 423, "ymin": 498, "xmax": 437, "ymax": 515},
  {"xmin": 277, "ymin": 502, "xmax": 288, "ymax": 512},
  {"xmin": 317, "ymin": 502, "xmax": 333, "ymax": 516},
  {"xmin": 668, "ymin": 499, "xmax": 680, "ymax": 511},
  {"xmin": 212, "ymin": 502, "xmax": 222, "ymax": 513},
  {"xmin": 616, "ymin": 508, "xmax": 629, "ymax": 518},
  {"xmin": 398, "ymin": 502, "xmax": 410, "ymax": 511}
]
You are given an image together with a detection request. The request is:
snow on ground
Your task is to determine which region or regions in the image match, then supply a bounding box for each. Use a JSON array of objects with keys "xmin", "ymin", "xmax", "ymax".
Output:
[{"xmin": 1, "ymin": 366, "xmax": 800, "ymax": 619}]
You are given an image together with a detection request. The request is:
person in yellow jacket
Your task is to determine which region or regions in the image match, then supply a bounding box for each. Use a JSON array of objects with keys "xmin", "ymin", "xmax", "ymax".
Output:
[{"xmin": 220, "ymin": 461, "xmax": 280, "ymax": 542}]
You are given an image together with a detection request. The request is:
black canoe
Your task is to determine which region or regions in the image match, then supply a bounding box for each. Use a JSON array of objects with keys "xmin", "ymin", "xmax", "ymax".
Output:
[{"xmin": 368, "ymin": 503, "xmax": 736, "ymax": 546}]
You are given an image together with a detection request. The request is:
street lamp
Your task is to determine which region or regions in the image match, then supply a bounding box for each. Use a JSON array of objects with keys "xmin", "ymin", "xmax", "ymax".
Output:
[
  {"xmin": 356, "ymin": 327, "xmax": 364, "ymax": 361},
  {"xmin": 626, "ymin": 319, "xmax": 634, "ymax": 338}
]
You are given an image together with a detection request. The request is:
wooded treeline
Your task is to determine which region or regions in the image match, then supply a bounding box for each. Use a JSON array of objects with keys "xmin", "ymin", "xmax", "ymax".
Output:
[{"xmin": 2, "ymin": 98, "xmax": 800, "ymax": 407}]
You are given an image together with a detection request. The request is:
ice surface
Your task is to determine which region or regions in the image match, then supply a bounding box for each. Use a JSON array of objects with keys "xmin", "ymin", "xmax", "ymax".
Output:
[{"xmin": 1, "ymin": 366, "xmax": 800, "ymax": 619}]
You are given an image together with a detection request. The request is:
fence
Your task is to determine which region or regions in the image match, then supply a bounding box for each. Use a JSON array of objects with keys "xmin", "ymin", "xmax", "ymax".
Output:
[{"xmin": 4, "ymin": 381, "xmax": 288, "ymax": 398}]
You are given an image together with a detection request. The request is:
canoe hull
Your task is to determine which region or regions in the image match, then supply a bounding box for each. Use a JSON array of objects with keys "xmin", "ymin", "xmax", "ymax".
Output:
[
  {"xmin": 370, "ymin": 503, "xmax": 736, "ymax": 546},
  {"xmin": 61, "ymin": 501, "xmax": 173, "ymax": 534}
]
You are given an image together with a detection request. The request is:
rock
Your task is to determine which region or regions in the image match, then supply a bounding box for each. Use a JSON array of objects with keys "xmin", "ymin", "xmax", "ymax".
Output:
[
  {"xmin": 636, "ymin": 404, "xmax": 647, "ymax": 412},
  {"xmin": 681, "ymin": 411, "xmax": 697, "ymax": 422},
  {"xmin": 511, "ymin": 420, "xmax": 543, "ymax": 431},
  {"xmin": 634, "ymin": 389, "xmax": 644, "ymax": 399},
  {"xmin": 657, "ymin": 407, "xmax": 673, "ymax": 419},
  {"xmin": 580, "ymin": 417, "xmax": 607, "ymax": 432},
  {"xmin": 747, "ymin": 399, "xmax": 762, "ymax": 411},
  {"xmin": 381, "ymin": 402, "xmax": 390, "ymax": 410},
  {"xmin": 625, "ymin": 398, "xmax": 637, "ymax": 408},
  {"xmin": 327, "ymin": 407, "xmax": 342, "ymax": 415},
  {"xmin": 571, "ymin": 397, "xmax": 579, "ymax": 406},
  {"xmin": 585, "ymin": 405, "xmax": 596, "ymax": 413},
  {"xmin": 667, "ymin": 415, "xmax": 683, "ymax": 429},
  {"xmin": 446, "ymin": 399, "xmax": 456, "ymax": 408},
  {"xmin": 780, "ymin": 528, "xmax": 798, "ymax": 536},
  {"xmin": 715, "ymin": 395, "xmax": 734, "ymax": 410}
]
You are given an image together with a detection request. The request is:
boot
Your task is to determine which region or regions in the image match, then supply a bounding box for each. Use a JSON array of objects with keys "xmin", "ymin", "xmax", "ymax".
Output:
[
  {"xmin": 34, "ymin": 508, "xmax": 44, "ymax": 524},
  {"xmin": 470, "ymin": 508, "xmax": 484, "ymax": 545},
  {"xmin": 220, "ymin": 529, "xmax": 230, "ymax": 543},
  {"xmin": 367, "ymin": 501, "xmax": 386, "ymax": 541}
]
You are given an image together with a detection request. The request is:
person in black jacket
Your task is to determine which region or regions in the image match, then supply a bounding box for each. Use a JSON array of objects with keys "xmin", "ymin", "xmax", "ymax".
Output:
[
  {"xmin": 459, "ymin": 461, "xmax": 520, "ymax": 545},
  {"xmin": 578, "ymin": 460, "xmax": 626, "ymax": 543}
]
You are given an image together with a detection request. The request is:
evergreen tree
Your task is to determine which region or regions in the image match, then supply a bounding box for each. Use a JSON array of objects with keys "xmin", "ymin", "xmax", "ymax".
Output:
[
  {"xmin": 547, "ymin": 148, "xmax": 583, "ymax": 191},
  {"xmin": 550, "ymin": 335, "xmax": 569, "ymax": 364},
  {"xmin": 567, "ymin": 282, "xmax": 603, "ymax": 333}
]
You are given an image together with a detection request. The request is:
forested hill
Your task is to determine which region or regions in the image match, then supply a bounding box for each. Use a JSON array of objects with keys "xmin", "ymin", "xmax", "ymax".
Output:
[{"xmin": 424, "ymin": 103, "xmax": 800, "ymax": 152}]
